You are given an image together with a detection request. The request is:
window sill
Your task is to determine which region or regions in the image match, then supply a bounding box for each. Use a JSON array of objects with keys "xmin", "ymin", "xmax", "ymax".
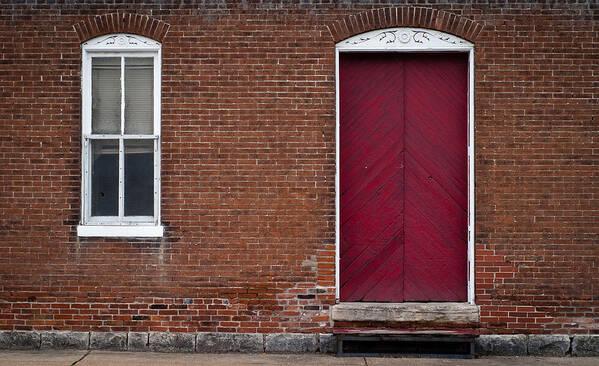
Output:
[{"xmin": 77, "ymin": 225, "xmax": 164, "ymax": 238}]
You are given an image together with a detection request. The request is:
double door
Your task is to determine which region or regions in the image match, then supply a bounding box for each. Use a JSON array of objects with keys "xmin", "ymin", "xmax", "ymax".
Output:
[{"xmin": 339, "ymin": 52, "xmax": 468, "ymax": 302}]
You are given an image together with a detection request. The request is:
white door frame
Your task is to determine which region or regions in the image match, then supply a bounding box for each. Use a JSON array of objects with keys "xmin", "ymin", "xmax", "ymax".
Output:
[{"xmin": 335, "ymin": 28, "xmax": 475, "ymax": 304}]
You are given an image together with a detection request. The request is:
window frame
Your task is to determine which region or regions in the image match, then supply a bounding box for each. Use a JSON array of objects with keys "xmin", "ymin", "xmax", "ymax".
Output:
[{"xmin": 78, "ymin": 34, "xmax": 163, "ymax": 237}]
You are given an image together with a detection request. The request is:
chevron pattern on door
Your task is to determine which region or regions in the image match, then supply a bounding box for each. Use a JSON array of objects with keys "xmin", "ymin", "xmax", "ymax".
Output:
[{"xmin": 339, "ymin": 52, "xmax": 468, "ymax": 302}]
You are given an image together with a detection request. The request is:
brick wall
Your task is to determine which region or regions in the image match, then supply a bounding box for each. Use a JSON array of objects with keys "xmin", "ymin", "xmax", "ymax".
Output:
[{"xmin": 0, "ymin": 0, "xmax": 597, "ymax": 335}]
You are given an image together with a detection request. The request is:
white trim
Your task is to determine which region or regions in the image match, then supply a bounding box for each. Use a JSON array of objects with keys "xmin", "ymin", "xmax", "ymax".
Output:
[
  {"xmin": 80, "ymin": 34, "xmax": 162, "ymax": 233},
  {"xmin": 85, "ymin": 215, "xmax": 154, "ymax": 225},
  {"xmin": 83, "ymin": 134, "xmax": 159, "ymax": 139},
  {"xmin": 336, "ymin": 28, "xmax": 473, "ymax": 51},
  {"xmin": 153, "ymin": 46, "xmax": 162, "ymax": 225},
  {"xmin": 335, "ymin": 49, "xmax": 341, "ymax": 299},
  {"xmin": 467, "ymin": 49, "xmax": 476, "ymax": 304},
  {"xmin": 82, "ymin": 34, "xmax": 160, "ymax": 52},
  {"xmin": 118, "ymin": 137, "xmax": 124, "ymax": 219},
  {"xmin": 335, "ymin": 27, "xmax": 475, "ymax": 304},
  {"xmin": 77, "ymin": 225, "xmax": 164, "ymax": 238}
]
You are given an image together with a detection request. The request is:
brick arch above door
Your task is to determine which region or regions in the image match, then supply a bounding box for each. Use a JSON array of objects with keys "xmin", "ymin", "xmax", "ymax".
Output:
[{"xmin": 326, "ymin": 7, "xmax": 483, "ymax": 44}]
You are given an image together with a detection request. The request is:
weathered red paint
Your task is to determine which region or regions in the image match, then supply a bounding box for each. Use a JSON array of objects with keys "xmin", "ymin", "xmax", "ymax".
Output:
[
  {"xmin": 340, "ymin": 53, "xmax": 468, "ymax": 302},
  {"xmin": 340, "ymin": 53, "xmax": 405, "ymax": 302}
]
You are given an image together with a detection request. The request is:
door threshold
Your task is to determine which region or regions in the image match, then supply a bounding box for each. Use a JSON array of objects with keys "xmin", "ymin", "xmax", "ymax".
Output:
[{"xmin": 331, "ymin": 302, "xmax": 479, "ymax": 325}]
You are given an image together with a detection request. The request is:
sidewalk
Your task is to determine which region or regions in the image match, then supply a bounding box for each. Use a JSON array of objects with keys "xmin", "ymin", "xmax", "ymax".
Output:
[{"xmin": 1, "ymin": 351, "xmax": 598, "ymax": 366}]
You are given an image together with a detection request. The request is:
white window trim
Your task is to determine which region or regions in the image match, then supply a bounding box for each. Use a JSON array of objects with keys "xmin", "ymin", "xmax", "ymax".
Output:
[
  {"xmin": 78, "ymin": 34, "xmax": 163, "ymax": 237},
  {"xmin": 335, "ymin": 28, "xmax": 475, "ymax": 304}
]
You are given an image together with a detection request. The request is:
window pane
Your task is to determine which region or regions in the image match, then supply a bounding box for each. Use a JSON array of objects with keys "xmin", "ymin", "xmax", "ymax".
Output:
[
  {"xmin": 124, "ymin": 140, "xmax": 154, "ymax": 216},
  {"xmin": 125, "ymin": 58, "xmax": 153, "ymax": 135},
  {"xmin": 92, "ymin": 57, "xmax": 121, "ymax": 134},
  {"xmin": 91, "ymin": 139, "xmax": 119, "ymax": 216}
]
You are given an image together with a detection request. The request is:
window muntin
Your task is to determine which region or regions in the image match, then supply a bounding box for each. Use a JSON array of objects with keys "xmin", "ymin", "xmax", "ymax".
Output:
[{"xmin": 80, "ymin": 34, "xmax": 161, "ymax": 231}]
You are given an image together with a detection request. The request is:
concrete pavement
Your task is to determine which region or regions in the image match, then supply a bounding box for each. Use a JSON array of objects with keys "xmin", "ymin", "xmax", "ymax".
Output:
[{"xmin": 0, "ymin": 351, "xmax": 598, "ymax": 366}]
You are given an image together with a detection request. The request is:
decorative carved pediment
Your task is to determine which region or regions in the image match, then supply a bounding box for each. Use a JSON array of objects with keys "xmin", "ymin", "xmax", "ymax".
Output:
[
  {"xmin": 83, "ymin": 33, "xmax": 160, "ymax": 51},
  {"xmin": 337, "ymin": 28, "xmax": 472, "ymax": 50}
]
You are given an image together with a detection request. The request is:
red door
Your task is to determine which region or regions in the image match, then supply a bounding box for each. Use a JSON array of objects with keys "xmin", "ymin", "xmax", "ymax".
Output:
[{"xmin": 339, "ymin": 52, "xmax": 468, "ymax": 302}]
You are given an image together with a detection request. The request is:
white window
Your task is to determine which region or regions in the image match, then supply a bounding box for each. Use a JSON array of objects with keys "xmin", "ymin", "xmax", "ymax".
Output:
[{"xmin": 77, "ymin": 34, "xmax": 163, "ymax": 237}]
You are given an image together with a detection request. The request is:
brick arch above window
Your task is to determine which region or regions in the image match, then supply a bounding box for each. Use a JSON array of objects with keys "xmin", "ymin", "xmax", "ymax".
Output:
[
  {"xmin": 326, "ymin": 7, "xmax": 483, "ymax": 44},
  {"xmin": 73, "ymin": 13, "xmax": 170, "ymax": 43}
]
